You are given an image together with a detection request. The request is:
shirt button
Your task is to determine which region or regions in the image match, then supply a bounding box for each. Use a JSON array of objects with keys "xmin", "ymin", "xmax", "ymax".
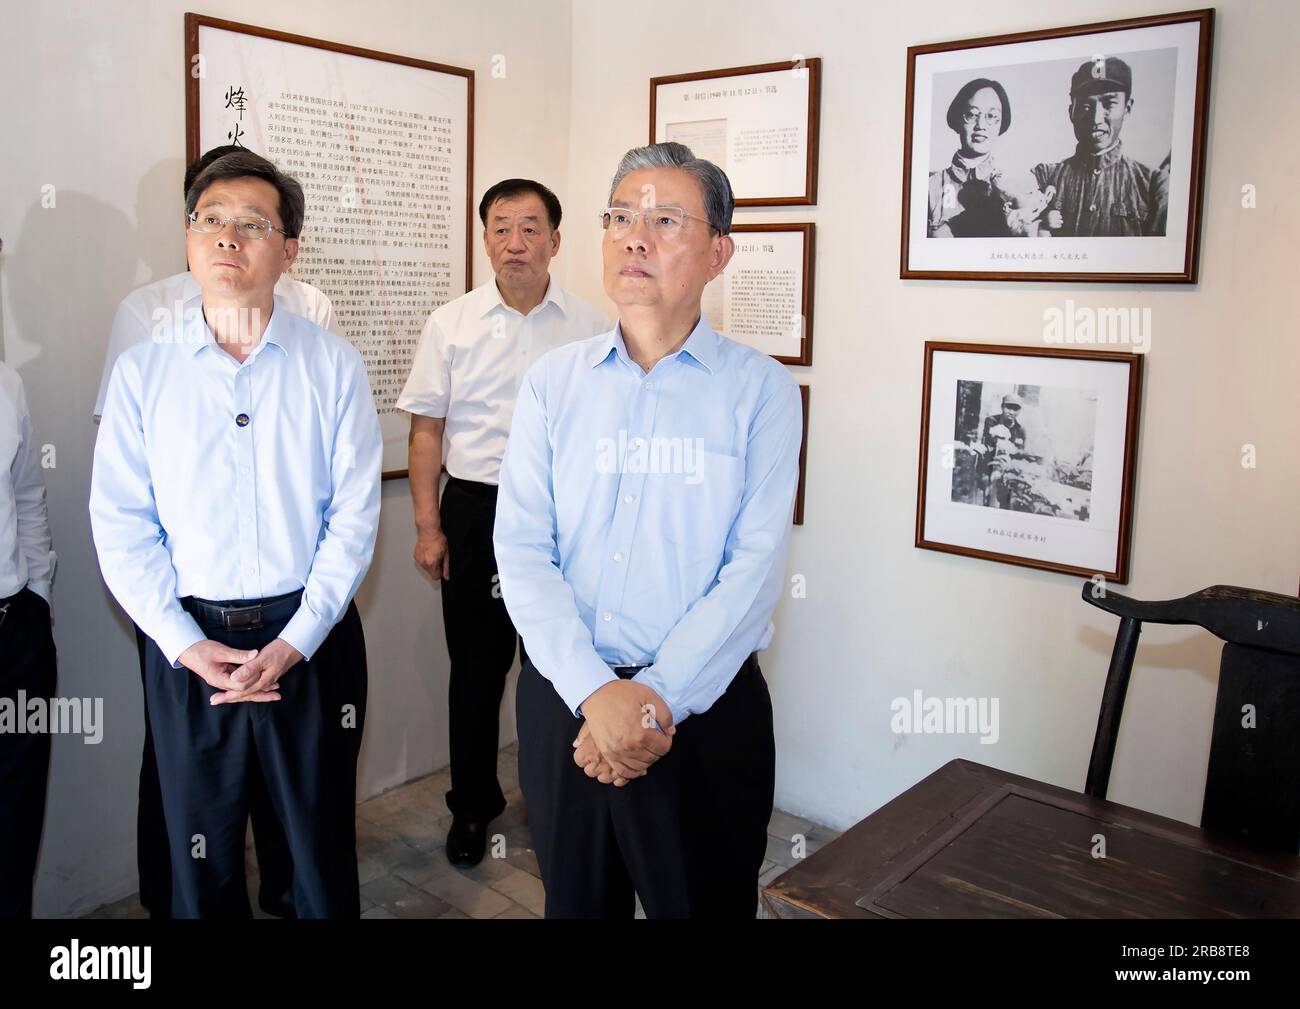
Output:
[
  {"xmin": 612, "ymin": 552, "xmax": 623, "ymax": 562},
  {"xmin": 633, "ymin": 438, "xmax": 643, "ymax": 447},
  {"xmin": 235, "ymin": 413, "xmax": 250, "ymax": 427},
  {"xmin": 1089, "ymin": 204, "xmax": 1097, "ymax": 212},
  {"xmin": 602, "ymin": 611, "xmax": 613, "ymax": 622},
  {"xmin": 623, "ymin": 495, "xmax": 634, "ymax": 504},
  {"xmin": 643, "ymin": 381, "xmax": 652, "ymax": 390},
  {"xmin": 1093, "ymin": 168, "xmax": 1101, "ymax": 175}
]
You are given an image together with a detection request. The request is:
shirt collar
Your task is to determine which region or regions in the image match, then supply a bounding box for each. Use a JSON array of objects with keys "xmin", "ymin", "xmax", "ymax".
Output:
[
  {"xmin": 186, "ymin": 294, "xmax": 291, "ymax": 360},
  {"xmin": 479, "ymin": 276, "xmax": 566, "ymax": 319},
  {"xmin": 589, "ymin": 315, "xmax": 718, "ymax": 375},
  {"xmin": 1073, "ymin": 139, "xmax": 1125, "ymax": 168},
  {"xmin": 949, "ymin": 151, "xmax": 997, "ymax": 183}
]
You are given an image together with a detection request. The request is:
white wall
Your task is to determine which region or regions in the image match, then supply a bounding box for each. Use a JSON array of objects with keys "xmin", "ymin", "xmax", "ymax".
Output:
[
  {"xmin": 562, "ymin": 0, "xmax": 1299, "ymax": 833},
  {"xmin": 2, "ymin": 0, "xmax": 1297, "ymax": 918},
  {"xmin": 0, "ymin": 0, "xmax": 575, "ymax": 916}
]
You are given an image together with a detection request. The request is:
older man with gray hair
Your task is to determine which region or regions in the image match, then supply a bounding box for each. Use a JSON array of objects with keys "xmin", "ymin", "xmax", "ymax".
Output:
[{"xmin": 493, "ymin": 142, "xmax": 802, "ymax": 917}]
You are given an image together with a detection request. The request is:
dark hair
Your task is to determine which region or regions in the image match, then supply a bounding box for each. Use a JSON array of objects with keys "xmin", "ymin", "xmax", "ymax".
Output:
[
  {"xmin": 946, "ymin": 78, "xmax": 1012, "ymax": 135},
  {"xmin": 184, "ymin": 149, "xmax": 306, "ymax": 238},
  {"xmin": 183, "ymin": 145, "xmax": 243, "ymax": 196},
  {"xmin": 478, "ymin": 179, "xmax": 562, "ymax": 231}
]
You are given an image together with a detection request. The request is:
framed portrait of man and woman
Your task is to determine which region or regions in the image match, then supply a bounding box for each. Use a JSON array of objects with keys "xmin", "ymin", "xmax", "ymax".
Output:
[{"xmin": 901, "ymin": 9, "xmax": 1213, "ymax": 282}]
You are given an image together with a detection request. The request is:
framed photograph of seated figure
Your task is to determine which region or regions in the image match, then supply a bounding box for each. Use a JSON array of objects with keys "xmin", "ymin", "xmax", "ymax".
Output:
[
  {"xmin": 651, "ymin": 58, "xmax": 822, "ymax": 206},
  {"xmin": 703, "ymin": 223, "xmax": 814, "ymax": 366},
  {"xmin": 915, "ymin": 342, "xmax": 1142, "ymax": 582},
  {"xmin": 900, "ymin": 9, "xmax": 1213, "ymax": 282}
]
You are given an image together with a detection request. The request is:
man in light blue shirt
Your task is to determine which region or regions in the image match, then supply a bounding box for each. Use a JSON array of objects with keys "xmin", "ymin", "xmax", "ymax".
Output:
[
  {"xmin": 494, "ymin": 142, "xmax": 802, "ymax": 918},
  {"xmin": 98, "ymin": 144, "xmax": 315, "ymax": 920},
  {"xmin": 90, "ymin": 149, "xmax": 382, "ymax": 918}
]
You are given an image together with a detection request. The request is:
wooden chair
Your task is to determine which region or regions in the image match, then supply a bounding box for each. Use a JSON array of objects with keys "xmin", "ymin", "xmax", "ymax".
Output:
[{"xmin": 1081, "ymin": 583, "xmax": 1300, "ymax": 853}]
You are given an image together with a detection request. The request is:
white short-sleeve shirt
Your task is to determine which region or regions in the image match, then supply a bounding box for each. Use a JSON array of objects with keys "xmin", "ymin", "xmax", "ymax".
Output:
[{"xmin": 396, "ymin": 278, "xmax": 609, "ymax": 485}]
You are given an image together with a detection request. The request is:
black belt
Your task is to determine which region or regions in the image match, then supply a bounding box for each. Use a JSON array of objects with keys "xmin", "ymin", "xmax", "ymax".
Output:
[
  {"xmin": 445, "ymin": 475, "xmax": 499, "ymax": 501},
  {"xmin": 611, "ymin": 652, "xmax": 758, "ymax": 681},
  {"xmin": 181, "ymin": 589, "xmax": 303, "ymax": 631}
]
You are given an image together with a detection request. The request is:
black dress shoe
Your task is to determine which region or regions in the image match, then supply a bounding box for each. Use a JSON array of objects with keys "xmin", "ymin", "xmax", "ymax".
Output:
[
  {"xmin": 445, "ymin": 817, "xmax": 488, "ymax": 868},
  {"xmin": 258, "ymin": 888, "xmax": 297, "ymax": 919}
]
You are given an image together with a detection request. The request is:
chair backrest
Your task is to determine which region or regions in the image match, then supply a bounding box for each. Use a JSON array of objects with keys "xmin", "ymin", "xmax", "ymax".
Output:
[{"xmin": 1081, "ymin": 583, "xmax": 1300, "ymax": 854}]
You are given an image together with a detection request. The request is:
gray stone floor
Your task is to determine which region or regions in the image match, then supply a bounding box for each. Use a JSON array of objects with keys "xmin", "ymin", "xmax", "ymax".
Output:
[{"xmin": 85, "ymin": 742, "xmax": 839, "ymax": 919}]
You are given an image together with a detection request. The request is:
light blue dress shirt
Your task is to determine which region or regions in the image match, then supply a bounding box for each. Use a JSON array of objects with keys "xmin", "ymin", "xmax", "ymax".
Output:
[
  {"xmin": 493, "ymin": 316, "xmax": 802, "ymax": 726},
  {"xmin": 90, "ymin": 295, "xmax": 382, "ymax": 667}
]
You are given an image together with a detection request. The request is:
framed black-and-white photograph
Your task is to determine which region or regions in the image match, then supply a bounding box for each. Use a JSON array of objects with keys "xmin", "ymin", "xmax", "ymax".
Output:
[
  {"xmin": 916, "ymin": 343, "xmax": 1142, "ymax": 581},
  {"xmin": 901, "ymin": 9, "xmax": 1212, "ymax": 282},
  {"xmin": 186, "ymin": 14, "xmax": 474, "ymax": 478},
  {"xmin": 651, "ymin": 59, "xmax": 821, "ymax": 206},
  {"xmin": 703, "ymin": 223, "xmax": 814, "ymax": 366}
]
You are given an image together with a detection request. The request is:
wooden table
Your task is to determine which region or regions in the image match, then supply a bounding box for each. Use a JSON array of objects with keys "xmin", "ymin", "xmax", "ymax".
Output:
[{"xmin": 761, "ymin": 759, "xmax": 1300, "ymax": 918}]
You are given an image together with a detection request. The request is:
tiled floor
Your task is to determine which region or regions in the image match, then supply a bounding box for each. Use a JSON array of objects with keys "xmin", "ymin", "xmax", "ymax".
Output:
[{"xmin": 85, "ymin": 742, "xmax": 839, "ymax": 919}]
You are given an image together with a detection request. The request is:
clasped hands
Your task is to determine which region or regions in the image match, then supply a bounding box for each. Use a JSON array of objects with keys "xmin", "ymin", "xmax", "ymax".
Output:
[
  {"xmin": 178, "ymin": 638, "xmax": 305, "ymax": 705},
  {"xmin": 573, "ymin": 679, "xmax": 675, "ymax": 787}
]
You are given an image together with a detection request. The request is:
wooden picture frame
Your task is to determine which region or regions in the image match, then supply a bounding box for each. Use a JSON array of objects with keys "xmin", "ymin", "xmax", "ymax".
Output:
[
  {"xmin": 705, "ymin": 222, "xmax": 814, "ymax": 366},
  {"xmin": 185, "ymin": 13, "xmax": 474, "ymax": 479},
  {"xmin": 650, "ymin": 58, "xmax": 822, "ymax": 206},
  {"xmin": 795, "ymin": 384, "xmax": 810, "ymax": 526},
  {"xmin": 900, "ymin": 9, "xmax": 1213, "ymax": 282},
  {"xmin": 915, "ymin": 342, "xmax": 1142, "ymax": 582}
]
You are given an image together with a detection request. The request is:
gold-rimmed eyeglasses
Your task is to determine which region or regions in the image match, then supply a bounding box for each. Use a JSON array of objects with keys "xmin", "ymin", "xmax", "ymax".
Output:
[
  {"xmin": 598, "ymin": 206, "xmax": 716, "ymax": 239},
  {"xmin": 187, "ymin": 211, "xmax": 290, "ymax": 240}
]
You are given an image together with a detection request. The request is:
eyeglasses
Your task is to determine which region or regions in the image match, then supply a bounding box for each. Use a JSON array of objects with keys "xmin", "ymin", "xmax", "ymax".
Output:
[
  {"xmin": 960, "ymin": 110, "xmax": 1002, "ymax": 128},
  {"xmin": 599, "ymin": 206, "xmax": 716, "ymax": 239},
  {"xmin": 187, "ymin": 211, "xmax": 290, "ymax": 240}
]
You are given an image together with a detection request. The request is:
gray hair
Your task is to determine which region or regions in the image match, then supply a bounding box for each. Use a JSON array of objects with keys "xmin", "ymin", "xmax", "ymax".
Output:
[{"xmin": 607, "ymin": 142, "xmax": 734, "ymax": 235}]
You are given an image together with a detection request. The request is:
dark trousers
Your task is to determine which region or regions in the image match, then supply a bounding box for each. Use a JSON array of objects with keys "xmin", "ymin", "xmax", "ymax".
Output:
[
  {"xmin": 142, "ymin": 595, "xmax": 367, "ymax": 918},
  {"xmin": 133, "ymin": 626, "xmax": 294, "ymax": 917},
  {"xmin": 0, "ymin": 588, "xmax": 56, "ymax": 919},
  {"xmin": 441, "ymin": 476, "xmax": 525, "ymax": 822},
  {"xmin": 517, "ymin": 654, "xmax": 776, "ymax": 918}
]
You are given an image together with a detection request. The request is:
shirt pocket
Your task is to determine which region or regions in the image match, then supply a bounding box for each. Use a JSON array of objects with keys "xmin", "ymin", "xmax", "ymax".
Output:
[
  {"xmin": 658, "ymin": 448, "xmax": 746, "ymax": 563},
  {"xmin": 1109, "ymin": 193, "xmax": 1148, "ymax": 236}
]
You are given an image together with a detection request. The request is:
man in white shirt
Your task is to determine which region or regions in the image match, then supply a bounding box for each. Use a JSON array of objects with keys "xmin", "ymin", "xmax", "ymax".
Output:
[
  {"xmin": 397, "ymin": 179, "xmax": 608, "ymax": 866},
  {"xmin": 0, "ymin": 362, "xmax": 56, "ymax": 919},
  {"xmin": 98, "ymin": 145, "xmax": 318, "ymax": 919},
  {"xmin": 91, "ymin": 149, "xmax": 382, "ymax": 918},
  {"xmin": 93, "ymin": 145, "xmax": 338, "ymax": 420}
]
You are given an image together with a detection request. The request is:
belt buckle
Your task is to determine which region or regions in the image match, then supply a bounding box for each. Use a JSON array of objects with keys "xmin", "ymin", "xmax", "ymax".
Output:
[{"xmin": 222, "ymin": 605, "xmax": 263, "ymax": 631}]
